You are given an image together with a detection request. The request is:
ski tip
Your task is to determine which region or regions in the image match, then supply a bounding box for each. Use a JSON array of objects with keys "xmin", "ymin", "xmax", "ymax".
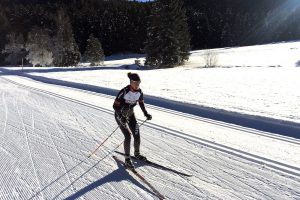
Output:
[
  {"xmin": 114, "ymin": 150, "xmax": 123, "ymax": 154},
  {"xmin": 178, "ymin": 172, "xmax": 193, "ymax": 177},
  {"xmin": 112, "ymin": 155, "xmax": 120, "ymax": 161}
]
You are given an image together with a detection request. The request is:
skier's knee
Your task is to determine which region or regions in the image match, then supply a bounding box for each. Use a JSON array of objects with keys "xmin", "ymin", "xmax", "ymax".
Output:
[{"xmin": 124, "ymin": 133, "xmax": 131, "ymax": 142}]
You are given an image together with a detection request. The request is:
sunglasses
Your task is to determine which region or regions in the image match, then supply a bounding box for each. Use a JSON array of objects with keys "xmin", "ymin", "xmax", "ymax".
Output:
[{"xmin": 131, "ymin": 80, "xmax": 141, "ymax": 85}]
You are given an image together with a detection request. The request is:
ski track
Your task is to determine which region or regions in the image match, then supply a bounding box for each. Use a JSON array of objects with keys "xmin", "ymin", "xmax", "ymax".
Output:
[
  {"xmin": 144, "ymin": 121, "xmax": 300, "ymax": 178},
  {"xmin": 1, "ymin": 92, "xmax": 8, "ymax": 143},
  {"xmin": 140, "ymin": 134, "xmax": 244, "ymax": 199},
  {"xmin": 5, "ymin": 75, "xmax": 300, "ymax": 146},
  {"xmin": 36, "ymin": 110, "xmax": 94, "ymax": 199},
  {"xmin": 68, "ymin": 108, "xmax": 102, "ymax": 143},
  {"xmin": 41, "ymin": 118, "xmax": 75, "ymax": 194},
  {"xmin": 139, "ymin": 125, "xmax": 300, "ymax": 199},
  {"xmin": 0, "ymin": 77, "xmax": 300, "ymax": 199},
  {"xmin": 147, "ymin": 104, "xmax": 300, "ymax": 146},
  {"xmin": 15, "ymin": 95, "xmax": 45, "ymax": 200},
  {"xmin": 37, "ymin": 100, "xmax": 128, "ymax": 199}
]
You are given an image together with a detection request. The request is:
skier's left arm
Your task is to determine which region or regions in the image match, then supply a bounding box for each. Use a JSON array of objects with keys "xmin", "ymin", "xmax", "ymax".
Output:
[{"xmin": 139, "ymin": 91, "xmax": 152, "ymax": 120}]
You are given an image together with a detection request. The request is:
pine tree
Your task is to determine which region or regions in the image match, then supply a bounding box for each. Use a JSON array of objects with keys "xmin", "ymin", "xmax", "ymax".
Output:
[
  {"xmin": 2, "ymin": 33, "xmax": 26, "ymax": 65},
  {"xmin": 221, "ymin": 22, "xmax": 234, "ymax": 47},
  {"xmin": 84, "ymin": 34, "xmax": 105, "ymax": 66},
  {"xmin": 0, "ymin": 6, "xmax": 9, "ymax": 65},
  {"xmin": 145, "ymin": 0, "xmax": 190, "ymax": 68},
  {"xmin": 52, "ymin": 8, "xmax": 80, "ymax": 67}
]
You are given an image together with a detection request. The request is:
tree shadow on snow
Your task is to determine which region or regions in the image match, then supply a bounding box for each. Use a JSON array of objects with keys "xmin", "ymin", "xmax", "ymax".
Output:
[
  {"xmin": 0, "ymin": 66, "xmax": 127, "ymax": 74},
  {"xmin": 0, "ymin": 67, "xmax": 119, "ymax": 96},
  {"xmin": 296, "ymin": 60, "xmax": 300, "ymax": 67},
  {"xmin": 105, "ymin": 54, "xmax": 145, "ymax": 61},
  {"xmin": 64, "ymin": 159, "xmax": 155, "ymax": 200},
  {"xmin": 29, "ymin": 154, "xmax": 155, "ymax": 200},
  {"xmin": 1, "ymin": 67, "xmax": 300, "ymax": 139}
]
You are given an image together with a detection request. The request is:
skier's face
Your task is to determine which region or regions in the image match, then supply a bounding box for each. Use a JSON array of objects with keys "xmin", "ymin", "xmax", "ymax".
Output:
[{"xmin": 130, "ymin": 80, "xmax": 140, "ymax": 90}]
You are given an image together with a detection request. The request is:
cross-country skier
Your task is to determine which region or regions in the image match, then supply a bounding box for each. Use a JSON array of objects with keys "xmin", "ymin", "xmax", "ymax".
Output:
[{"xmin": 113, "ymin": 72, "xmax": 152, "ymax": 169}]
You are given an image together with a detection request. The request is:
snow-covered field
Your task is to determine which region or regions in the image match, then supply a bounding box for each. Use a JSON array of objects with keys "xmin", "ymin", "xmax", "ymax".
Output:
[
  {"xmin": 0, "ymin": 41, "xmax": 300, "ymax": 199},
  {"xmin": 11, "ymin": 41, "xmax": 300, "ymax": 123}
]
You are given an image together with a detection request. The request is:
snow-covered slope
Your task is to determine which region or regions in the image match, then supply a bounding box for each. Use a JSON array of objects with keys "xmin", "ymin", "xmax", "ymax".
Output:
[
  {"xmin": 0, "ymin": 41, "xmax": 300, "ymax": 199},
  {"xmin": 0, "ymin": 77, "xmax": 300, "ymax": 200},
  {"xmin": 4, "ymin": 41, "xmax": 300, "ymax": 123}
]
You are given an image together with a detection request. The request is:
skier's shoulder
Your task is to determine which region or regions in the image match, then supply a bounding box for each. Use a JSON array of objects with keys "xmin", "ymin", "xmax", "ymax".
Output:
[
  {"xmin": 123, "ymin": 85, "xmax": 131, "ymax": 92},
  {"xmin": 137, "ymin": 88, "xmax": 143, "ymax": 94},
  {"xmin": 116, "ymin": 85, "xmax": 128, "ymax": 98},
  {"xmin": 117, "ymin": 85, "xmax": 128, "ymax": 92}
]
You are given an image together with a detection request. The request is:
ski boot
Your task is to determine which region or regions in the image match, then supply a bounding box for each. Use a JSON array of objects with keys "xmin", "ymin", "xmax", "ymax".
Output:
[
  {"xmin": 134, "ymin": 152, "xmax": 147, "ymax": 161},
  {"xmin": 124, "ymin": 158, "xmax": 135, "ymax": 170}
]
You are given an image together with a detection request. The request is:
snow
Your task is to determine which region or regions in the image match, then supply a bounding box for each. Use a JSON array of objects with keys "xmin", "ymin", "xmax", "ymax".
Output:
[
  {"xmin": 0, "ymin": 41, "xmax": 300, "ymax": 199},
  {"xmin": 17, "ymin": 40, "xmax": 300, "ymax": 123}
]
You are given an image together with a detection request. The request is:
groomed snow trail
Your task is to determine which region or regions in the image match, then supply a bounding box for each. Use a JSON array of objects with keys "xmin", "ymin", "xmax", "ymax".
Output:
[{"xmin": 0, "ymin": 78, "xmax": 299, "ymax": 200}]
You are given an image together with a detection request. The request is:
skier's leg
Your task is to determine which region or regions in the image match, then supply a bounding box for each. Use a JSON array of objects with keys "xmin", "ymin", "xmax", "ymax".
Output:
[
  {"xmin": 128, "ymin": 114, "xmax": 142, "ymax": 156},
  {"xmin": 115, "ymin": 113, "xmax": 132, "ymax": 158}
]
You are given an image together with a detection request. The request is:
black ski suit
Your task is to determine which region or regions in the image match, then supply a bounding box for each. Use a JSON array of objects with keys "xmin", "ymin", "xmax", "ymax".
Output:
[{"xmin": 113, "ymin": 85, "xmax": 149, "ymax": 157}]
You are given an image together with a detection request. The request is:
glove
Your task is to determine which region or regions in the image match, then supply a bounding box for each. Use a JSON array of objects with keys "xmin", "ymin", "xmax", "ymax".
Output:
[{"xmin": 145, "ymin": 113, "xmax": 152, "ymax": 120}]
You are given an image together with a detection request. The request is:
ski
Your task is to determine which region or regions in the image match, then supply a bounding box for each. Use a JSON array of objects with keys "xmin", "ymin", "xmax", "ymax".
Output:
[
  {"xmin": 114, "ymin": 151, "xmax": 192, "ymax": 177},
  {"xmin": 112, "ymin": 156, "xmax": 165, "ymax": 200}
]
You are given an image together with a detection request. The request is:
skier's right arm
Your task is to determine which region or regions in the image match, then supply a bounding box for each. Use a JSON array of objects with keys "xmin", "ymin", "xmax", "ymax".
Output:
[{"xmin": 113, "ymin": 89, "xmax": 124, "ymax": 116}]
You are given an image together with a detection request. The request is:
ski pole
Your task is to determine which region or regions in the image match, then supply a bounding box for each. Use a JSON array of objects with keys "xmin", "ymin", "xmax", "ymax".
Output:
[
  {"xmin": 138, "ymin": 119, "xmax": 148, "ymax": 128},
  {"xmin": 88, "ymin": 124, "xmax": 120, "ymax": 158},
  {"xmin": 114, "ymin": 118, "xmax": 148, "ymax": 150},
  {"xmin": 88, "ymin": 118, "xmax": 148, "ymax": 158}
]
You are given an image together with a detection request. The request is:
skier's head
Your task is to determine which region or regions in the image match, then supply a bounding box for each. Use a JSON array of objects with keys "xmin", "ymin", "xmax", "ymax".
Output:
[{"xmin": 128, "ymin": 72, "xmax": 141, "ymax": 90}]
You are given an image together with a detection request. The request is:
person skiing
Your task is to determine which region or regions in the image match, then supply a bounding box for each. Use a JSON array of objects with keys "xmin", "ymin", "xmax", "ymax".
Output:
[{"xmin": 113, "ymin": 72, "xmax": 152, "ymax": 169}]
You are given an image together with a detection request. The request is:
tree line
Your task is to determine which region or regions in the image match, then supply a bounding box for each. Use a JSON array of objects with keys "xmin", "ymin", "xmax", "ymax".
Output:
[
  {"xmin": 0, "ymin": 0, "xmax": 299, "ymax": 67},
  {"xmin": 186, "ymin": 0, "xmax": 300, "ymax": 49}
]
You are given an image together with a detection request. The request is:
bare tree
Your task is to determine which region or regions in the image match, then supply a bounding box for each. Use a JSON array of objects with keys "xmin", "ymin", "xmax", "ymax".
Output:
[
  {"xmin": 26, "ymin": 28, "xmax": 53, "ymax": 67},
  {"xmin": 204, "ymin": 50, "xmax": 218, "ymax": 68}
]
